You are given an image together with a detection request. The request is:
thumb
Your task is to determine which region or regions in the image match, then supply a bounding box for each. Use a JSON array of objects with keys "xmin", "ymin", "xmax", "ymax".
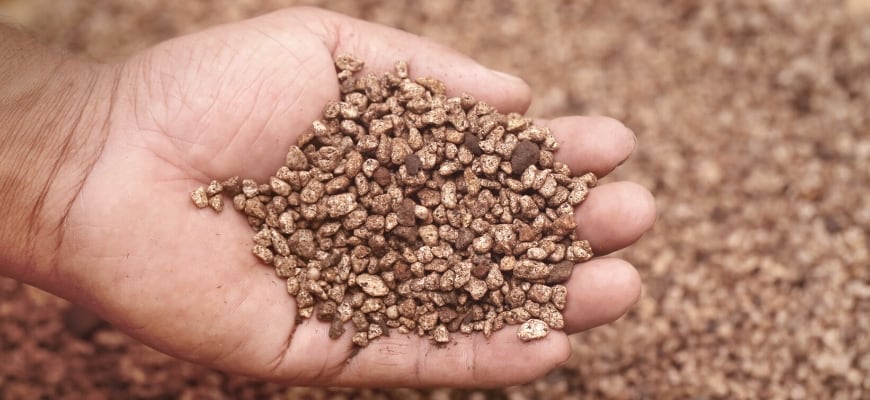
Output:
[{"xmin": 276, "ymin": 7, "xmax": 532, "ymax": 113}]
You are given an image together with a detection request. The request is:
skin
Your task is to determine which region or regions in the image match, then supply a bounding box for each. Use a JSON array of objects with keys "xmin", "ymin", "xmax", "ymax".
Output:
[{"xmin": 0, "ymin": 7, "xmax": 655, "ymax": 387}]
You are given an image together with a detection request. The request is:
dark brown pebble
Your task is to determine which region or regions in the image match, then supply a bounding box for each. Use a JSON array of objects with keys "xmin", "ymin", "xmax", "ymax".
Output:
[
  {"xmin": 316, "ymin": 301, "xmax": 338, "ymax": 321},
  {"xmin": 438, "ymin": 308, "xmax": 459, "ymax": 323},
  {"xmin": 448, "ymin": 312, "xmax": 469, "ymax": 332},
  {"xmin": 62, "ymin": 305, "xmax": 105, "ymax": 339},
  {"xmin": 329, "ymin": 318, "xmax": 345, "ymax": 339},
  {"xmin": 510, "ymin": 140, "xmax": 540, "ymax": 174},
  {"xmin": 471, "ymin": 263, "xmax": 490, "ymax": 279},
  {"xmin": 404, "ymin": 154, "xmax": 422, "ymax": 175},
  {"xmin": 464, "ymin": 133, "xmax": 483, "ymax": 155},
  {"xmin": 455, "ymin": 228, "xmax": 475, "ymax": 250},
  {"xmin": 394, "ymin": 262, "xmax": 412, "ymax": 281},
  {"xmin": 221, "ymin": 176, "xmax": 242, "ymax": 196},
  {"xmin": 392, "ymin": 226, "xmax": 419, "ymax": 243},
  {"xmin": 322, "ymin": 251, "xmax": 341, "ymax": 268},
  {"xmin": 546, "ymin": 261, "xmax": 575, "ymax": 284},
  {"xmin": 396, "ymin": 198, "xmax": 416, "ymax": 226},
  {"xmin": 378, "ymin": 318, "xmax": 391, "ymax": 337},
  {"xmin": 372, "ymin": 166, "xmax": 392, "ymax": 187}
]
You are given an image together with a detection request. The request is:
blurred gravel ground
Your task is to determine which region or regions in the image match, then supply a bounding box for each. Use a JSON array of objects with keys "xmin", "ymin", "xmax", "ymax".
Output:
[{"xmin": 1, "ymin": 0, "xmax": 868, "ymax": 398}]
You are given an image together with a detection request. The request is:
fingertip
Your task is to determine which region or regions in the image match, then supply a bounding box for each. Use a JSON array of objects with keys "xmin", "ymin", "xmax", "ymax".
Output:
[
  {"xmin": 485, "ymin": 68, "xmax": 532, "ymax": 112},
  {"xmin": 614, "ymin": 181, "xmax": 657, "ymax": 246},
  {"xmin": 611, "ymin": 258, "xmax": 643, "ymax": 312},
  {"xmin": 576, "ymin": 181, "xmax": 656, "ymax": 254},
  {"xmin": 633, "ymin": 181, "xmax": 658, "ymax": 231},
  {"xmin": 548, "ymin": 116, "xmax": 637, "ymax": 176},
  {"xmin": 562, "ymin": 258, "xmax": 642, "ymax": 333},
  {"xmin": 581, "ymin": 116, "xmax": 637, "ymax": 162}
]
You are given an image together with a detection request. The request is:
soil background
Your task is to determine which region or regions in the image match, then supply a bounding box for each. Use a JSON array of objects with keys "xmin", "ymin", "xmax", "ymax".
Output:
[{"xmin": 1, "ymin": 0, "xmax": 868, "ymax": 398}]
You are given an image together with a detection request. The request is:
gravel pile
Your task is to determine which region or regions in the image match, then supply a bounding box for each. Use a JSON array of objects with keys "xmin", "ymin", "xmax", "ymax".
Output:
[
  {"xmin": 191, "ymin": 55, "xmax": 596, "ymax": 346},
  {"xmin": 1, "ymin": 0, "xmax": 868, "ymax": 398}
]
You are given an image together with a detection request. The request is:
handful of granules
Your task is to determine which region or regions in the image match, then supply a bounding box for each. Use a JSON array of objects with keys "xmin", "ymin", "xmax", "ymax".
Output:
[{"xmin": 190, "ymin": 54, "xmax": 597, "ymax": 347}]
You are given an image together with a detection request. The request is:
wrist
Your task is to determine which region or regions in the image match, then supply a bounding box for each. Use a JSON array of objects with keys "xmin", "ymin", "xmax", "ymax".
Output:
[{"xmin": 0, "ymin": 25, "xmax": 118, "ymax": 286}]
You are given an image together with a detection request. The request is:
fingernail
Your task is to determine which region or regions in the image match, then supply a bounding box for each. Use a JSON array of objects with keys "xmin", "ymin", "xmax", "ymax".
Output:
[
  {"xmin": 492, "ymin": 69, "xmax": 525, "ymax": 84},
  {"xmin": 618, "ymin": 132, "xmax": 637, "ymax": 167}
]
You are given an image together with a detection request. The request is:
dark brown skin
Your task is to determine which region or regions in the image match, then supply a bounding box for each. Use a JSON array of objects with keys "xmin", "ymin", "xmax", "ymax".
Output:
[{"xmin": 0, "ymin": 7, "xmax": 654, "ymax": 387}]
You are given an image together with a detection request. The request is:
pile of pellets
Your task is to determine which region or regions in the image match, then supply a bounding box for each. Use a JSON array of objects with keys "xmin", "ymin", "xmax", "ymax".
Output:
[{"xmin": 190, "ymin": 55, "xmax": 597, "ymax": 347}]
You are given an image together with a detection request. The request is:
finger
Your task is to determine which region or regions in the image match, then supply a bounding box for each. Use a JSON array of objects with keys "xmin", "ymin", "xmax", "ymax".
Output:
[
  {"xmin": 287, "ymin": 7, "xmax": 532, "ymax": 113},
  {"xmin": 561, "ymin": 258, "xmax": 642, "ymax": 333},
  {"xmin": 331, "ymin": 328, "xmax": 570, "ymax": 387},
  {"xmin": 545, "ymin": 116, "xmax": 637, "ymax": 177},
  {"xmin": 575, "ymin": 181, "xmax": 656, "ymax": 255}
]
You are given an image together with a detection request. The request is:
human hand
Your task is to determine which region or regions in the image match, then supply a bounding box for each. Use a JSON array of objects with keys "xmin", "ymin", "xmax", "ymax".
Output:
[{"xmin": 7, "ymin": 7, "xmax": 654, "ymax": 386}]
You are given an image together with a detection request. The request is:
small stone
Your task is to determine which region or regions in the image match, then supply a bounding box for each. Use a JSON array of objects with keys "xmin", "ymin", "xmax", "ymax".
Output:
[
  {"xmin": 526, "ymin": 247, "xmax": 549, "ymax": 260},
  {"xmin": 270, "ymin": 177, "xmax": 292, "ymax": 196},
  {"xmin": 232, "ymin": 194, "xmax": 246, "ymax": 211},
  {"xmin": 463, "ymin": 133, "xmax": 482, "ymax": 155},
  {"xmin": 244, "ymin": 198, "xmax": 266, "ymax": 219},
  {"xmin": 352, "ymin": 331, "xmax": 369, "ymax": 347},
  {"xmin": 252, "ymin": 245, "xmax": 273, "ymax": 264},
  {"xmin": 367, "ymin": 322, "xmax": 384, "ymax": 339},
  {"xmin": 514, "ymin": 259, "xmax": 553, "ymax": 280},
  {"xmin": 316, "ymin": 301, "xmax": 338, "ymax": 322},
  {"xmin": 326, "ymin": 193, "xmax": 357, "ymax": 217},
  {"xmin": 485, "ymin": 267, "xmax": 505, "ymax": 290},
  {"xmin": 503, "ymin": 307, "xmax": 532, "ymax": 324},
  {"xmin": 221, "ymin": 176, "xmax": 241, "ymax": 195},
  {"xmin": 464, "ymin": 278, "xmax": 488, "ymax": 300},
  {"xmin": 517, "ymin": 318, "xmax": 549, "ymax": 341},
  {"xmin": 286, "ymin": 277, "xmax": 301, "ymax": 296},
  {"xmin": 329, "ymin": 319, "xmax": 345, "ymax": 339},
  {"xmin": 418, "ymin": 311, "xmax": 439, "ymax": 331},
  {"xmin": 62, "ymin": 305, "xmax": 104, "ymax": 339},
  {"xmin": 191, "ymin": 186, "xmax": 208, "ymax": 208},
  {"xmin": 208, "ymin": 195, "xmax": 223, "ymax": 212},
  {"xmin": 356, "ymin": 274, "xmax": 389, "ymax": 297},
  {"xmin": 527, "ymin": 284, "xmax": 553, "ymax": 303},
  {"xmin": 566, "ymin": 240, "xmax": 593, "ymax": 262},
  {"xmin": 300, "ymin": 180, "xmax": 325, "ymax": 204},
  {"xmin": 510, "ymin": 140, "xmax": 540, "ymax": 175},
  {"xmin": 480, "ymin": 154, "xmax": 501, "ymax": 175},
  {"xmin": 405, "ymin": 154, "xmax": 422, "ymax": 175},
  {"xmin": 361, "ymin": 298, "xmax": 384, "ymax": 313},
  {"xmin": 242, "ymin": 179, "xmax": 259, "ymax": 198},
  {"xmin": 471, "ymin": 234, "xmax": 494, "ymax": 253},
  {"xmin": 206, "ymin": 180, "xmax": 223, "ymax": 196},
  {"xmin": 471, "ymin": 263, "xmax": 490, "ymax": 279},
  {"xmin": 419, "ymin": 225, "xmax": 439, "ymax": 246},
  {"xmin": 288, "ymin": 229, "xmax": 316, "ymax": 259},
  {"xmin": 551, "ymin": 285, "xmax": 568, "ymax": 310},
  {"xmin": 551, "ymin": 214, "xmax": 577, "ymax": 235},
  {"xmin": 392, "ymin": 226, "xmax": 418, "ymax": 243},
  {"xmin": 540, "ymin": 303, "xmax": 564, "ymax": 329},
  {"xmin": 441, "ymin": 182, "xmax": 458, "ymax": 209},
  {"xmin": 455, "ymin": 229, "xmax": 475, "ymax": 250},
  {"xmin": 335, "ymin": 54, "xmax": 364, "ymax": 72},
  {"xmin": 433, "ymin": 324, "xmax": 450, "ymax": 343},
  {"xmin": 396, "ymin": 198, "xmax": 416, "ymax": 226},
  {"xmin": 372, "ymin": 166, "xmax": 392, "ymax": 187},
  {"xmin": 546, "ymin": 261, "xmax": 575, "ymax": 284}
]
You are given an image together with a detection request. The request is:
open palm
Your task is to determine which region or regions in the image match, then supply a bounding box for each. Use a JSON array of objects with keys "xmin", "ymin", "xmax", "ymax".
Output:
[{"xmin": 54, "ymin": 8, "xmax": 655, "ymax": 386}]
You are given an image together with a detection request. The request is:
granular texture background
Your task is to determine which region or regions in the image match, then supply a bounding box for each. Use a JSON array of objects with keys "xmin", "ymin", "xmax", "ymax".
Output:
[{"xmin": 1, "ymin": 0, "xmax": 868, "ymax": 398}]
